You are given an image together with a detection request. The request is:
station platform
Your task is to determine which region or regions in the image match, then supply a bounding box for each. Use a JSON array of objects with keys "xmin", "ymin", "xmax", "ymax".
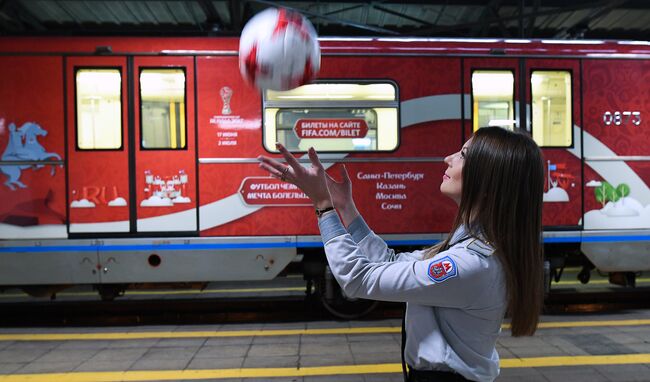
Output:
[{"xmin": 1, "ymin": 308, "xmax": 650, "ymax": 381}]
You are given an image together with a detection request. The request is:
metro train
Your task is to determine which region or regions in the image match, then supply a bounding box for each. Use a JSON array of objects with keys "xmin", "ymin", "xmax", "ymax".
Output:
[{"xmin": 1, "ymin": 36, "xmax": 649, "ymax": 317}]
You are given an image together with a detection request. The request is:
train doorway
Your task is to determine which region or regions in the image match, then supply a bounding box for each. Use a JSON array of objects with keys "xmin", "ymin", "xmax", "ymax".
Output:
[
  {"xmin": 525, "ymin": 59, "xmax": 582, "ymax": 229},
  {"xmin": 66, "ymin": 56, "xmax": 197, "ymax": 235}
]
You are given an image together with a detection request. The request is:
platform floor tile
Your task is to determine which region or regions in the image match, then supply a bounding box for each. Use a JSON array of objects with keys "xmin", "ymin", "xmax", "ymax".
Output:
[
  {"xmin": 0, "ymin": 348, "xmax": 48, "ymax": 363},
  {"xmin": 186, "ymin": 357, "xmax": 245, "ymax": 369},
  {"xmin": 0, "ymin": 363, "xmax": 22, "ymax": 374},
  {"xmin": 299, "ymin": 354, "xmax": 357, "ymax": 367},
  {"xmin": 15, "ymin": 360, "xmax": 84, "ymax": 374},
  {"xmin": 195, "ymin": 344, "xmax": 249, "ymax": 358},
  {"xmin": 592, "ymin": 364, "xmax": 650, "ymax": 381},
  {"xmin": 538, "ymin": 365, "xmax": 610, "ymax": 382},
  {"xmin": 74, "ymin": 359, "xmax": 135, "ymax": 372}
]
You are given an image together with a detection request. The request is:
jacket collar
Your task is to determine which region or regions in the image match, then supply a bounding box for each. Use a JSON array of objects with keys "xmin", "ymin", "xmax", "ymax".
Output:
[
  {"xmin": 448, "ymin": 225, "xmax": 470, "ymax": 247},
  {"xmin": 449, "ymin": 224, "xmax": 491, "ymax": 248}
]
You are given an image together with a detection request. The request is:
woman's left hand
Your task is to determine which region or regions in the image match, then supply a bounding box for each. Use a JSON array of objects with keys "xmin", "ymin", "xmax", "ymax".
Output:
[{"xmin": 257, "ymin": 143, "xmax": 332, "ymax": 209}]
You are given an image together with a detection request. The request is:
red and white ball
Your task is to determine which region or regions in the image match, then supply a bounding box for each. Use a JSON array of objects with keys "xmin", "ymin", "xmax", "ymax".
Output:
[{"xmin": 239, "ymin": 8, "xmax": 320, "ymax": 91}]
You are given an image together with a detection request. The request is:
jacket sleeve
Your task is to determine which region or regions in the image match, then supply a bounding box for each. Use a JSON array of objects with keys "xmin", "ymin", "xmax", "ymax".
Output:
[
  {"xmin": 345, "ymin": 215, "xmax": 424, "ymax": 263},
  {"xmin": 319, "ymin": 212, "xmax": 494, "ymax": 308}
]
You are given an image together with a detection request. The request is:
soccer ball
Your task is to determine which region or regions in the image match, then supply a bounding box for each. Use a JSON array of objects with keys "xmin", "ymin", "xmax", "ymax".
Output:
[{"xmin": 239, "ymin": 8, "xmax": 320, "ymax": 91}]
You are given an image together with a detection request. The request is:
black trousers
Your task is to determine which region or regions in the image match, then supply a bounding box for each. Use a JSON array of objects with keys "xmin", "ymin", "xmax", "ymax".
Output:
[{"xmin": 408, "ymin": 367, "xmax": 472, "ymax": 382}]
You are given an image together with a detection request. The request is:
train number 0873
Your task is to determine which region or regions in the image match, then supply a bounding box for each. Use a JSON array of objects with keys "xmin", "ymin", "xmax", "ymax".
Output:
[{"xmin": 603, "ymin": 111, "xmax": 641, "ymax": 126}]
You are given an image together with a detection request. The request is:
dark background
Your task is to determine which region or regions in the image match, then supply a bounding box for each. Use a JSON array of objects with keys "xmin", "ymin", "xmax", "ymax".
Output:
[{"xmin": 1, "ymin": 0, "xmax": 649, "ymax": 40}]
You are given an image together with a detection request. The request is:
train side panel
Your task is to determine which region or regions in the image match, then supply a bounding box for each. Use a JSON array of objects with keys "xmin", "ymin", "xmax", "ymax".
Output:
[
  {"xmin": 197, "ymin": 56, "xmax": 462, "ymax": 237},
  {"xmin": 581, "ymin": 59, "xmax": 650, "ymax": 272},
  {"xmin": 0, "ymin": 56, "xmax": 101, "ymax": 286},
  {"xmin": 0, "ymin": 56, "xmax": 67, "ymax": 239}
]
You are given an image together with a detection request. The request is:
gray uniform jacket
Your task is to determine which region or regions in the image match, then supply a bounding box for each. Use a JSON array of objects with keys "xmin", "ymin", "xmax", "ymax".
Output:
[{"xmin": 318, "ymin": 211, "xmax": 507, "ymax": 382}]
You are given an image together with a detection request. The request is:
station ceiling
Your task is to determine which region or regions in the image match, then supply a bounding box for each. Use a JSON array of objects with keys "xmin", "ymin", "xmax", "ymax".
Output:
[{"xmin": 1, "ymin": 0, "xmax": 649, "ymax": 41}]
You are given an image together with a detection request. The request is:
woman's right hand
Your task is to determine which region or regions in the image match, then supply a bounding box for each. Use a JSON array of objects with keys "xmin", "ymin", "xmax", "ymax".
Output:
[
  {"xmin": 326, "ymin": 165, "xmax": 360, "ymax": 226},
  {"xmin": 257, "ymin": 143, "xmax": 332, "ymax": 209}
]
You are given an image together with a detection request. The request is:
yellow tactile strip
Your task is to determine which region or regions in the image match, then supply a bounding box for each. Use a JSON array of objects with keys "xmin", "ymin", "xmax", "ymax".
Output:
[
  {"xmin": 1, "ymin": 319, "xmax": 649, "ymax": 341},
  {"xmin": 2, "ymin": 355, "xmax": 650, "ymax": 382}
]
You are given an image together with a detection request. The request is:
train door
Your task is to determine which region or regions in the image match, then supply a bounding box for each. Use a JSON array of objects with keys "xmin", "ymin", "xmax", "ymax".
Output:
[
  {"xmin": 67, "ymin": 56, "xmax": 197, "ymax": 234},
  {"xmin": 462, "ymin": 58, "xmax": 520, "ymax": 139},
  {"xmin": 133, "ymin": 57, "xmax": 197, "ymax": 233},
  {"xmin": 67, "ymin": 57, "xmax": 130, "ymax": 234},
  {"xmin": 463, "ymin": 58, "xmax": 582, "ymax": 228},
  {"xmin": 524, "ymin": 59, "xmax": 582, "ymax": 228}
]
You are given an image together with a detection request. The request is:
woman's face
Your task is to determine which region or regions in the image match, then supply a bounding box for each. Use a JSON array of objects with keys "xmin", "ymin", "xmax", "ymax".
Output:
[{"xmin": 440, "ymin": 138, "xmax": 471, "ymax": 205}]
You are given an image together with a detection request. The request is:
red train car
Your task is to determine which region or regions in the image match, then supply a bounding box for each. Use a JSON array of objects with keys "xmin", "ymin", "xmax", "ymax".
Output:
[{"xmin": 1, "ymin": 37, "xmax": 649, "ymax": 313}]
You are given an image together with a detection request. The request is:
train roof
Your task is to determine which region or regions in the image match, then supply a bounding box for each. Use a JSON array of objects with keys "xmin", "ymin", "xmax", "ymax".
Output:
[{"xmin": 1, "ymin": 36, "xmax": 650, "ymax": 59}]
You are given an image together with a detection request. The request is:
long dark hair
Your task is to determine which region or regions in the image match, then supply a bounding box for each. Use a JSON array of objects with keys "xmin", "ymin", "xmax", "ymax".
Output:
[{"xmin": 429, "ymin": 126, "xmax": 545, "ymax": 336}]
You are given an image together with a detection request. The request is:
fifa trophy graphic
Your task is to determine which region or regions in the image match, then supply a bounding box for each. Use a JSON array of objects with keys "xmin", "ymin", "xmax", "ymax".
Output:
[{"xmin": 220, "ymin": 86, "xmax": 233, "ymax": 115}]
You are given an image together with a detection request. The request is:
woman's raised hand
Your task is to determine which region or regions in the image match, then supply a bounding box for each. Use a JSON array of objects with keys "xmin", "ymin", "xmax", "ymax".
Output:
[
  {"xmin": 325, "ymin": 165, "xmax": 360, "ymax": 226},
  {"xmin": 257, "ymin": 143, "xmax": 332, "ymax": 209}
]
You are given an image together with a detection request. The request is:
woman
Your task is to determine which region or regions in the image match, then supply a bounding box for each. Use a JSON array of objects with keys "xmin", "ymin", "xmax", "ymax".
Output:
[{"xmin": 257, "ymin": 126, "xmax": 545, "ymax": 382}]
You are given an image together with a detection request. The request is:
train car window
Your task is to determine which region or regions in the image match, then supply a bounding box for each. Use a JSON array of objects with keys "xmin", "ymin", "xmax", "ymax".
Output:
[
  {"xmin": 471, "ymin": 70, "xmax": 515, "ymax": 131},
  {"xmin": 531, "ymin": 71, "xmax": 572, "ymax": 147},
  {"xmin": 263, "ymin": 82, "xmax": 399, "ymax": 152},
  {"xmin": 75, "ymin": 69, "xmax": 122, "ymax": 150},
  {"xmin": 139, "ymin": 68, "xmax": 186, "ymax": 149}
]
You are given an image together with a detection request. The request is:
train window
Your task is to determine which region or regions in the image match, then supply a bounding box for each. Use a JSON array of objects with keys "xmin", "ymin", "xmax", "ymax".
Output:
[
  {"xmin": 263, "ymin": 82, "xmax": 399, "ymax": 152},
  {"xmin": 471, "ymin": 70, "xmax": 515, "ymax": 131},
  {"xmin": 75, "ymin": 69, "xmax": 122, "ymax": 150},
  {"xmin": 139, "ymin": 68, "xmax": 186, "ymax": 149},
  {"xmin": 531, "ymin": 71, "xmax": 572, "ymax": 147}
]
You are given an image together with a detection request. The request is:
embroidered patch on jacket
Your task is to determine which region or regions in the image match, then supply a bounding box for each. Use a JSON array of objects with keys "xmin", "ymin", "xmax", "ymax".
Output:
[{"xmin": 427, "ymin": 256, "xmax": 458, "ymax": 283}]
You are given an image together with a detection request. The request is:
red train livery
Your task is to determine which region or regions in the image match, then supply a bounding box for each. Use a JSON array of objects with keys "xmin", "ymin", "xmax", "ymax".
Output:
[{"xmin": 1, "ymin": 37, "xmax": 649, "ymax": 309}]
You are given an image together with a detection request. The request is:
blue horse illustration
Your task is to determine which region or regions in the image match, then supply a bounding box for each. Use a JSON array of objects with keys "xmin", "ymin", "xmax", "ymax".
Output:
[{"xmin": 1, "ymin": 122, "xmax": 62, "ymax": 190}]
